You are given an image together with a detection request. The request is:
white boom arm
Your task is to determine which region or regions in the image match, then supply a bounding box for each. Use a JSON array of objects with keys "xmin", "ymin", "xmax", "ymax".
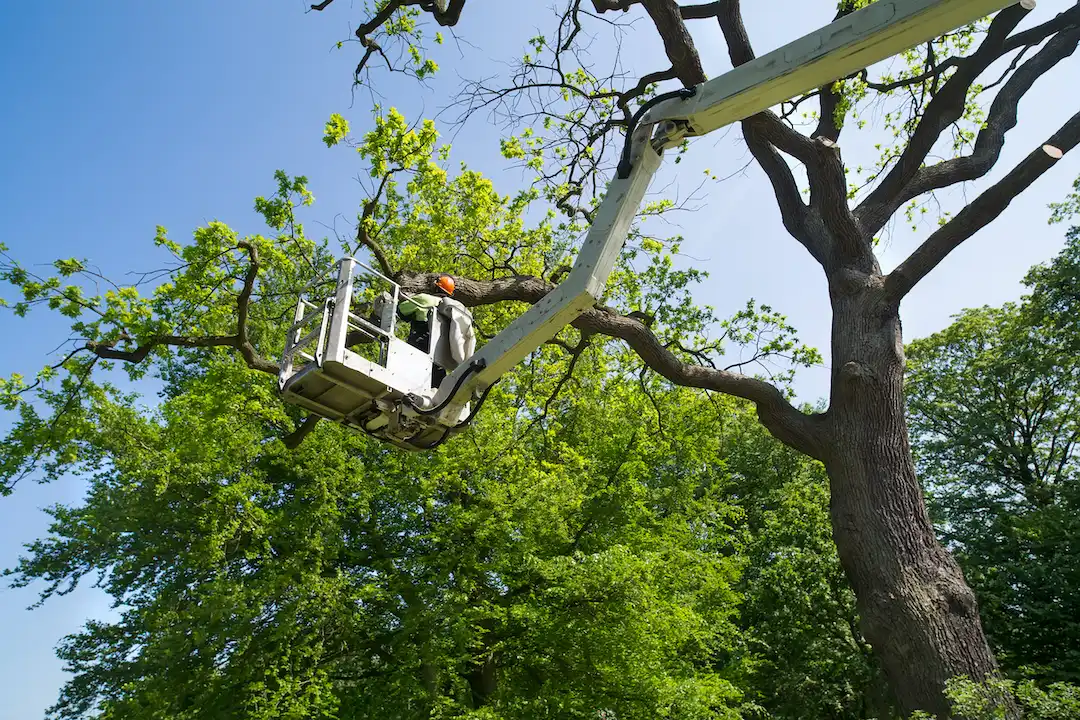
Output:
[{"xmin": 420, "ymin": 0, "xmax": 1016, "ymax": 424}]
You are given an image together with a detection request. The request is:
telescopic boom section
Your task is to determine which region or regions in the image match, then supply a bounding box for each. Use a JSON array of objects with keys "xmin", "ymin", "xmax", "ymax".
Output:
[{"xmin": 423, "ymin": 0, "xmax": 1015, "ymax": 425}]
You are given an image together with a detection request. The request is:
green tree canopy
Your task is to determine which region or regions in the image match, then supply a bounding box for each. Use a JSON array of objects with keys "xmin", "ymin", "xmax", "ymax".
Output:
[
  {"xmin": 906, "ymin": 227, "xmax": 1080, "ymax": 684},
  {"xmin": 1, "ymin": 112, "xmax": 864, "ymax": 719}
]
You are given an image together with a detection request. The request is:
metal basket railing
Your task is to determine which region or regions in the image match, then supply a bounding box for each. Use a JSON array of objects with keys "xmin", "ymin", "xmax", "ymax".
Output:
[{"xmin": 280, "ymin": 258, "xmax": 418, "ymax": 383}]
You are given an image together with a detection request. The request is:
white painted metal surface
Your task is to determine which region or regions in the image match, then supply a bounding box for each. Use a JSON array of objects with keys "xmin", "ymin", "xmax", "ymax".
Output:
[
  {"xmin": 281, "ymin": 0, "xmax": 1018, "ymax": 449},
  {"xmin": 646, "ymin": 0, "xmax": 1015, "ymax": 137},
  {"xmin": 279, "ymin": 258, "xmax": 466, "ymax": 449}
]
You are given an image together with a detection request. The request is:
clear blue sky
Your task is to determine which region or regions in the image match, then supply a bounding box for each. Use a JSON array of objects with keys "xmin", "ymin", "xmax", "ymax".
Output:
[{"xmin": 1, "ymin": 1, "xmax": 1077, "ymax": 716}]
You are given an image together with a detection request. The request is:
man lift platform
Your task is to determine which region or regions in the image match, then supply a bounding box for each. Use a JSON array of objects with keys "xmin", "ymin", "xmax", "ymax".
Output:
[{"xmin": 279, "ymin": 0, "xmax": 1017, "ymax": 450}]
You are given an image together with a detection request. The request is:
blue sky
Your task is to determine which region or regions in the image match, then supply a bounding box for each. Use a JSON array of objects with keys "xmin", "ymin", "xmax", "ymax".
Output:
[{"xmin": 2, "ymin": 1, "xmax": 1077, "ymax": 716}]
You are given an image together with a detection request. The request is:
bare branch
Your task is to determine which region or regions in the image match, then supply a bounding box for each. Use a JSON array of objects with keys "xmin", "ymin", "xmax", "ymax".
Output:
[
  {"xmin": 886, "ymin": 112, "xmax": 1080, "ymax": 303},
  {"xmin": 858, "ymin": 24, "xmax": 1080, "ymax": 234}
]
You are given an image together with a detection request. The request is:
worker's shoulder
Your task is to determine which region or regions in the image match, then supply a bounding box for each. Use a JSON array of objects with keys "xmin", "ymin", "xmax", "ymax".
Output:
[{"xmin": 403, "ymin": 293, "xmax": 440, "ymax": 306}]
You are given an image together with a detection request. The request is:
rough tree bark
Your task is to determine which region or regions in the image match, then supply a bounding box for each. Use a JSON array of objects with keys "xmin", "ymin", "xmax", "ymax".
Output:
[
  {"xmin": 825, "ymin": 255, "xmax": 1001, "ymax": 715},
  {"xmin": 301, "ymin": 0, "xmax": 1080, "ymax": 715}
]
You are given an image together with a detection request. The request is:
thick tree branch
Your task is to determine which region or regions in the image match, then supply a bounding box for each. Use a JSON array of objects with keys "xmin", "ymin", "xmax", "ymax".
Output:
[
  {"xmin": 714, "ymin": 0, "xmax": 855, "ymax": 266},
  {"xmin": 711, "ymin": 0, "xmax": 753, "ymax": 66},
  {"xmin": 679, "ymin": 2, "xmax": 722, "ymax": 21},
  {"xmin": 858, "ymin": 21, "xmax": 1080, "ymax": 234},
  {"xmin": 283, "ymin": 415, "xmax": 321, "ymax": 449},
  {"xmin": 807, "ymin": 138, "xmax": 864, "ymax": 257},
  {"xmin": 1002, "ymin": 3, "xmax": 1080, "ymax": 53},
  {"xmin": 745, "ymin": 108, "xmax": 821, "ymax": 168},
  {"xmin": 234, "ymin": 240, "xmax": 269, "ymax": 372},
  {"xmin": 85, "ymin": 242, "xmax": 279, "ymax": 376},
  {"xmin": 86, "ymin": 333, "xmax": 277, "ymax": 374},
  {"xmin": 398, "ymin": 270, "xmax": 827, "ymax": 457},
  {"xmin": 886, "ymin": 112, "xmax": 1080, "ymax": 303},
  {"xmin": 640, "ymin": 0, "xmax": 707, "ymax": 86},
  {"xmin": 356, "ymin": 174, "xmax": 397, "ymax": 278},
  {"xmin": 741, "ymin": 119, "xmax": 825, "ymax": 264},
  {"xmin": 855, "ymin": 2, "xmax": 1046, "ymax": 233}
]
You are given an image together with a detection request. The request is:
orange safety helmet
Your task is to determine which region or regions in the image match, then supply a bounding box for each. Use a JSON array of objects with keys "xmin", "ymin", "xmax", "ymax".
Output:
[{"xmin": 435, "ymin": 275, "xmax": 455, "ymax": 295}]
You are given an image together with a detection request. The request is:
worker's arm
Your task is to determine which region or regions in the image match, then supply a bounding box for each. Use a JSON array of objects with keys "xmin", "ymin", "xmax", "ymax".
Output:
[{"xmin": 399, "ymin": 294, "xmax": 441, "ymax": 322}]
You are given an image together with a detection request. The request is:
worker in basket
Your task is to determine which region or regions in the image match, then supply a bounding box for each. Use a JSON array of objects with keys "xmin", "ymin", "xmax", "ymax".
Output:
[
  {"xmin": 397, "ymin": 275, "xmax": 477, "ymax": 388},
  {"xmin": 398, "ymin": 275, "xmax": 456, "ymax": 353}
]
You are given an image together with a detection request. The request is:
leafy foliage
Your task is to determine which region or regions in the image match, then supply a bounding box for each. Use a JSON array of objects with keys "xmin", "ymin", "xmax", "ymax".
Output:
[
  {"xmin": 1, "ymin": 110, "xmax": 843, "ymax": 718},
  {"xmin": 6, "ymin": 356, "xmax": 742, "ymax": 719},
  {"xmin": 4, "ymin": 332, "xmax": 871, "ymax": 719},
  {"xmin": 906, "ymin": 228, "xmax": 1080, "ymax": 684},
  {"xmin": 907, "ymin": 676, "xmax": 1080, "ymax": 720}
]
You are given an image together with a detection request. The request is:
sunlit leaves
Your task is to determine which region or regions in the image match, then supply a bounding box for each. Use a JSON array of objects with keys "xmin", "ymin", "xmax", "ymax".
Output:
[
  {"xmin": 322, "ymin": 113, "xmax": 350, "ymax": 148},
  {"xmin": 5, "ymin": 351, "xmax": 787, "ymax": 718}
]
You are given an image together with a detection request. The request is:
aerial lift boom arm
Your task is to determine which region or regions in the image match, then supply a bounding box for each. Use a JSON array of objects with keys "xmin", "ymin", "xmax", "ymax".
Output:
[{"xmin": 420, "ymin": 0, "xmax": 1015, "ymax": 424}]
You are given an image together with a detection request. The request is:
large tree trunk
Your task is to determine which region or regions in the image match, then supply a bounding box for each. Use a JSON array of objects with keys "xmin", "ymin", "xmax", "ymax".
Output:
[{"xmin": 824, "ymin": 274, "xmax": 1007, "ymax": 718}]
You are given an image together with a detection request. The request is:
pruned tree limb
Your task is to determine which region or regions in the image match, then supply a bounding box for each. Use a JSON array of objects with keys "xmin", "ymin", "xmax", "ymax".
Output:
[
  {"xmin": 857, "ymin": 18, "xmax": 1080, "ymax": 235},
  {"xmin": 886, "ymin": 112, "xmax": 1080, "ymax": 303}
]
